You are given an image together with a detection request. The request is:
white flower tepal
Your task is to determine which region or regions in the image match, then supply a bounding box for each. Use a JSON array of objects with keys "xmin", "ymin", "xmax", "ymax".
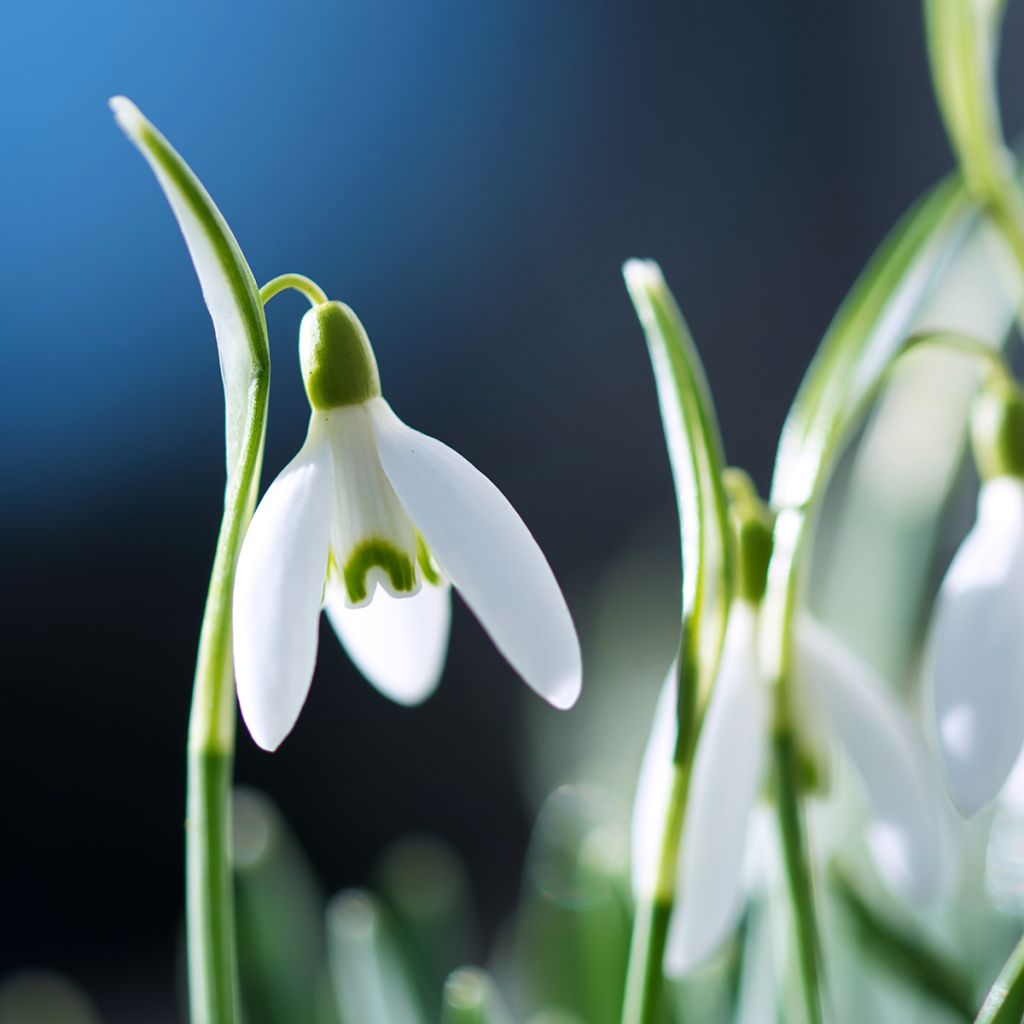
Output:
[
  {"xmin": 929, "ymin": 475, "xmax": 1024, "ymax": 816},
  {"xmin": 632, "ymin": 605, "xmax": 943, "ymax": 976},
  {"xmin": 233, "ymin": 300, "xmax": 582, "ymax": 751}
]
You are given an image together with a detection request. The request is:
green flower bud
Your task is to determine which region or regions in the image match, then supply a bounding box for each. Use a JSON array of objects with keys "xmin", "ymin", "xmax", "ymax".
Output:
[
  {"xmin": 971, "ymin": 376, "xmax": 1024, "ymax": 482},
  {"xmin": 300, "ymin": 301, "xmax": 381, "ymax": 410}
]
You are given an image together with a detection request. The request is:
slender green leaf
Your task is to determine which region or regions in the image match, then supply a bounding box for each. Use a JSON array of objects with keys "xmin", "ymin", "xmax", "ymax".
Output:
[
  {"xmin": 621, "ymin": 259, "xmax": 734, "ymax": 1024},
  {"xmin": 111, "ymin": 96, "xmax": 271, "ymax": 1024},
  {"xmin": 814, "ymin": 212, "xmax": 1019, "ymax": 680},
  {"xmin": 232, "ymin": 790, "xmax": 339, "ymax": 1024},
  {"xmin": 623, "ymin": 259, "xmax": 733, "ymax": 728},
  {"xmin": 771, "ymin": 175, "xmax": 975, "ymax": 509},
  {"xmin": 326, "ymin": 890, "xmax": 425, "ymax": 1024},
  {"xmin": 375, "ymin": 836, "xmax": 477, "ymax": 1013},
  {"xmin": 110, "ymin": 96, "xmax": 269, "ymax": 489},
  {"xmin": 976, "ymin": 932, "xmax": 1024, "ymax": 1023},
  {"xmin": 925, "ymin": 0, "xmax": 1006, "ymax": 200}
]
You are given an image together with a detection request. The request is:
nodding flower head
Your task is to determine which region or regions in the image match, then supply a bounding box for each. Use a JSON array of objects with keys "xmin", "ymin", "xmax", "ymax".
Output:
[
  {"xmin": 929, "ymin": 380, "xmax": 1024, "ymax": 817},
  {"xmin": 232, "ymin": 300, "xmax": 582, "ymax": 751},
  {"xmin": 633, "ymin": 604, "xmax": 943, "ymax": 975}
]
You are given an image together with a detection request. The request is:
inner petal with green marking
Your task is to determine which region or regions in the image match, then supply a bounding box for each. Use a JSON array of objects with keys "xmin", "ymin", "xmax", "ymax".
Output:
[
  {"xmin": 342, "ymin": 538, "xmax": 416, "ymax": 605},
  {"xmin": 323, "ymin": 404, "xmax": 422, "ymax": 607}
]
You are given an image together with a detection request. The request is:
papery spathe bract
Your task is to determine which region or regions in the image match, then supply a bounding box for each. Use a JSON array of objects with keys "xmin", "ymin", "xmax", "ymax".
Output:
[
  {"xmin": 233, "ymin": 300, "xmax": 582, "ymax": 751},
  {"xmin": 929, "ymin": 475, "xmax": 1024, "ymax": 817}
]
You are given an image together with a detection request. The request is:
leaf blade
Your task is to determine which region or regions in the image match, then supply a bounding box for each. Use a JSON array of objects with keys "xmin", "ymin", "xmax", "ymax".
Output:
[
  {"xmin": 110, "ymin": 96, "xmax": 269, "ymax": 485},
  {"xmin": 623, "ymin": 259, "xmax": 733, "ymax": 730}
]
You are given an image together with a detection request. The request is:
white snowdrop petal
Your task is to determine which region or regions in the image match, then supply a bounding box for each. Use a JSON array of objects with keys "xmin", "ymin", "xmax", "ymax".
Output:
[
  {"xmin": 324, "ymin": 578, "xmax": 452, "ymax": 706},
  {"xmin": 667, "ymin": 604, "xmax": 768, "ymax": 974},
  {"xmin": 796, "ymin": 614, "xmax": 943, "ymax": 902},
  {"xmin": 930, "ymin": 477, "xmax": 1024, "ymax": 816},
  {"xmin": 232, "ymin": 419, "xmax": 333, "ymax": 751},
  {"xmin": 631, "ymin": 668, "xmax": 678, "ymax": 901},
  {"xmin": 323, "ymin": 406, "xmax": 421, "ymax": 607},
  {"xmin": 367, "ymin": 398, "xmax": 581, "ymax": 709}
]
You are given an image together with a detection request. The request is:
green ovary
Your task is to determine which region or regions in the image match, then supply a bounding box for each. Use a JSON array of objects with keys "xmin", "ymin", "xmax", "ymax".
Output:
[{"xmin": 342, "ymin": 538, "xmax": 416, "ymax": 604}]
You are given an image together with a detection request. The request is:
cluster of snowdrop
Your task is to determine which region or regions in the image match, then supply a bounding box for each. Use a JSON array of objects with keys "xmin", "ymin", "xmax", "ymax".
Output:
[
  {"xmin": 629, "ymin": 259, "xmax": 1024, "ymax": 983},
  {"xmin": 109, "ymin": 0, "xmax": 1024, "ymax": 1007},
  {"xmin": 219, "ymin": 230, "xmax": 1024, "ymax": 1024}
]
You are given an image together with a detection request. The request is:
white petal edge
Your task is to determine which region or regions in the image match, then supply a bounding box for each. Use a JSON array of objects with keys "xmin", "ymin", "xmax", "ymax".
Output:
[
  {"xmin": 796, "ymin": 614, "xmax": 943, "ymax": 902},
  {"xmin": 928, "ymin": 476, "xmax": 1024, "ymax": 816},
  {"xmin": 667, "ymin": 603, "xmax": 769, "ymax": 975},
  {"xmin": 232, "ymin": 418, "xmax": 333, "ymax": 751},
  {"xmin": 324, "ymin": 577, "xmax": 452, "ymax": 706},
  {"xmin": 631, "ymin": 667, "xmax": 677, "ymax": 902},
  {"xmin": 367, "ymin": 397, "xmax": 582, "ymax": 709}
]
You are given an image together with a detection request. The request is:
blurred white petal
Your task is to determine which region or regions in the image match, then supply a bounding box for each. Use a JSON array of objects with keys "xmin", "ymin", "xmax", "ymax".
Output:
[
  {"xmin": 666, "ymin": 603, "xmax": 768, "ymax": 974},
  {"xmin": 631, "ymin": 668, "xmax": 677, "ymax": 901},
  {"xmin": 233, "ymin": 419, "xmax": 333, "ymax": 751},
  {"xmin": 368, "ymin": 397, "xmax": 581, "ymax": 709},
  {"xmin": 929, "ymin": 476, "xmax": 1024, "ymax": 816},
  {"xmin": 796, "ymin": 615, "xmax": 943, "ymax": 902},
  {"xmin": 324, "ymin": 578, "xmax": 452, "ymax": 706}
]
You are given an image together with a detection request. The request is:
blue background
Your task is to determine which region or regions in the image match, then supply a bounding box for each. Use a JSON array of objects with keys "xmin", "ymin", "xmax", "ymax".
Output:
[{"xmin": 3, "ymin": 0, "xmax": 1022, "ymax": 1018}]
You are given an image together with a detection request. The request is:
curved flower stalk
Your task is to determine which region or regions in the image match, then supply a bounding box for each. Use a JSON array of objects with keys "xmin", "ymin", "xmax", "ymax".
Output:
[
  {"xmin": 929, "ymin": 381, "xmax": 1024, "ymax": 817},
  {"xmin": 233, "ymin": 299, "xmax": 582, "ymax": 751},
  {"xmin": 632, "ymin": 606, "xmax": 944, "ymax": 976}
]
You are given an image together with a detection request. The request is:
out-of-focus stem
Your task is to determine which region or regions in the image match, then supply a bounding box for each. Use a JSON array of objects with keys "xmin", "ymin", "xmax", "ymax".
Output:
[
  {"xmin": 771, "ymin": 728, "xmax": 823, "ymax": 1024},
  {"xmin": 621, "ymin": 763, "xmax": 689, "ymax": 1024}
]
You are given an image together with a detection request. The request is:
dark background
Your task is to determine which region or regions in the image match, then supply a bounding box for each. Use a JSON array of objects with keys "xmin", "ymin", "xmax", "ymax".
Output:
[{"xmin": 3, "ymin": 0, "xmax": 1023, "ymax": 1018}]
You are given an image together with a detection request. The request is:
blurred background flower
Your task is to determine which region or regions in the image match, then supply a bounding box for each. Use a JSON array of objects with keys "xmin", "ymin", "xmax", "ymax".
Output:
[{"xmin": 6, "ymin": 0, "xmax": 1024, "ymax": 1019}]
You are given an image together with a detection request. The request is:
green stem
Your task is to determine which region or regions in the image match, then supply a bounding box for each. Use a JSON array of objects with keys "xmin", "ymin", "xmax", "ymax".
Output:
[
  {"xmin": 976, "ymin": 931, "xmax": 1024, "ymax": 1023},
  {"xmin": 260, "ymin": 273, "xmax": 329, "ymax": 307},
  {"xmin": 758, "ymin": 499, "xmax": 825, "ymax": 1024},
  {"xmin": 187, "ymin": 393, "xmax": 267, "ymax": 1024},
  {"xmin": 621, "ymin": 763, "xmax": 689, "ymax": 1024},
  {"xmin": 187, "ymin": 748, "xmax": 237, "ymax": 1022},
  {"xmin": 772, "ymin": 728, "xmax": 823, "ymax": 1024}
]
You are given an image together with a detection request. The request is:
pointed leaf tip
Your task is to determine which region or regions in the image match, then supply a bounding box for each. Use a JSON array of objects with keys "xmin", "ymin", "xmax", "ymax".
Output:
[
  {"xmin": 623, "ymin": 258, "xmax": 732, "ymax": 718},
  {"xmin": 110, "ymin": 95, "xmax": 268, "ymax": 485},
  {"xmin": 109, "ymin": 95, "xmax": 145, "ymax": 136},
  {"xmin": 623, "ymin": 257, "xmax": 661, "ymax": 288}
]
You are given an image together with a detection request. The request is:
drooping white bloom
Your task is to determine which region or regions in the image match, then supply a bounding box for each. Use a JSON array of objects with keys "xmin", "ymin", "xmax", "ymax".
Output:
[
  {"xmin": 632, "ymin": 606, "xmax": 942, "ymax": 975},
  {"xmin": 233, "ymin": 300, "xmax": 581, "ymax": 750},
  {"xmin": 928, "ymin": 475, "xmax": 1024, "ymax": 817}
]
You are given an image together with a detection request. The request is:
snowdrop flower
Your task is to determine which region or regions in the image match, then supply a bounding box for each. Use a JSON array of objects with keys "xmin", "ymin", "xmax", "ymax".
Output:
[
  {"xmin": 233, "ymin": 299, "xmax": 581, "ymax": 750},
  {"xmin": 633, "ymin": 605, "xmax": 942, "ymax": 975},
  {"xmin": 929, "ymin": 383, "xmax": 1024, "ymax": 816}
]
